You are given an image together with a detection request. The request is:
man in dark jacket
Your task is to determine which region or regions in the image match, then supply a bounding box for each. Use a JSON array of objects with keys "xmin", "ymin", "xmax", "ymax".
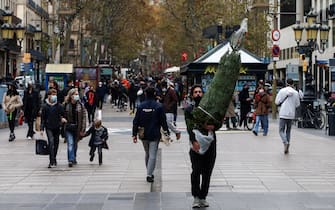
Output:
[
  {"xmin": 184, "ymin": 84, "xmax": 217, "ymax": 208},
  {"xmin": 40, "ymin": 88, "xmax": 66, "ymax": 168},
  {"xmin": 132, "ymin": 87, "xmax": 169, "ymax": 183}
]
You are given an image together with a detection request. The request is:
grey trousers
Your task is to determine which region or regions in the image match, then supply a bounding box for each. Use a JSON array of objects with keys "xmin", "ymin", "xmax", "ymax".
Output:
[{"xmin": 141, "ymin": 140, "xmax": 159, "ymax": 177}]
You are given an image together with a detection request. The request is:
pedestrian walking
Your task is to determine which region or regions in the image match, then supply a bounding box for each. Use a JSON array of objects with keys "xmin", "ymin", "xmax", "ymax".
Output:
[
  {"xmin": 40, "ymin": 88, "xmax": 66, "ymax": 168},
  {"xmin": 96, "ymin": 81, "xmax": 106, "ymax": 109},
  {"xmin": 84, "ymin": 86, "xmax": 97, "ymax": 124},
  {"xmin": 84, "ymin": 119, "xmax": 108, "ymax": 165},
  {"xmin": 2, "ymin": 82, "xmax": 23, "ymax": 141},
  {"xmin": 275, "ymin": 78, "xmax": 300, "ymax": 154},
  {"xmin": 23, "ymin": 81, "xmax": 40, "ymax": 140},
  {"xmin": 238, "ymin": 83, "xmax": 252, "ymax": 129},
  {"xmin": 224, "ymin": 99, "xmax": 238, "ymax": 130},
  {"xmin": 184, "ymin": 84, "xmax": 216, "ymax": 208},
  {"xmin": 63, "ymin": 88, "xmax": 87, "ymax": 167},
  {"xmin": 162, "ymin": 81, "xmax": 181, "ymax": 140},
  {"xmin": 132, "ymin": 86, "xmax": 169, "ymax": 183},
  {"xmin": 252, "ymin": 88, "xmax": 271, "ymax": 136}
]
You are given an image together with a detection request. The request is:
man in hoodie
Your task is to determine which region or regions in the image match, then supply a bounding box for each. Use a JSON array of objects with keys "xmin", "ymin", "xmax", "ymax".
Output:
[
  {"xmin": 40, "ymin": 89, "xmax": 66, "ymax": 168},
  {"xmin": 275, "ymin": 78, "xmax": 300, "ymax": 154}
]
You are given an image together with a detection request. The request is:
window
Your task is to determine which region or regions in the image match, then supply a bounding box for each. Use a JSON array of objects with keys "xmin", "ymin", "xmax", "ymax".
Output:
[{"xmin": 69, "ymin": 39, "xmax": 75, "ymax": 49}]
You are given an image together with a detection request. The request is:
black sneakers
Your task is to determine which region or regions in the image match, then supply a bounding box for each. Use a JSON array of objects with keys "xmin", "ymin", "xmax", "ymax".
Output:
[
  {"xmin": 90, "ymin": 155, "xmax": 94, "ymax": 162},
  {"xmin": 146, "ymin": 175, "xmax": 154, "ymax": 183},
  {"xmin": 284, "ymin": 143, "xmax": 290, "ymax": 154}
]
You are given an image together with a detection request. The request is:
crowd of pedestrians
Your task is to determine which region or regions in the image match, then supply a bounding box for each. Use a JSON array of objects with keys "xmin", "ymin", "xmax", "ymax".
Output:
[{"xmin": 1, "ymin": 75, "xmax": 306, "ymax": 208}]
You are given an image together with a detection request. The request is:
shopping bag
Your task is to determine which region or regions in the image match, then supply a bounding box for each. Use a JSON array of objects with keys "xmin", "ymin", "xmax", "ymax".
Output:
[
  {"xmin": 35, "ymin": 139, "xmax": 49, "ymax": 155},
  {"xmin": 96, "ymin": 109, "xmax": 102, "ymax": 121},
  {"xmin": 18, "ymin": 113, "xmax": 24, "ymax": 126}
]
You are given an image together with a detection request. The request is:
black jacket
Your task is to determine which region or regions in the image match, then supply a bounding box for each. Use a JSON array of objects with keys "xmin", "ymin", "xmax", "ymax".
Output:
[
  {"xmin": 132, "ymin": 99, "xmax": 169, "ymax": 141},
  {"xmin": 41, "ymin": 100, "xmax": 64, "ymax": 130},
  {"xmin": 84, "ymin": 125, "xmax": 108, "ymax": 148}
]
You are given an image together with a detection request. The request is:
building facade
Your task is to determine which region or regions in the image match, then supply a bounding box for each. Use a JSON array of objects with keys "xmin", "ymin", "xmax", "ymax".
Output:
[{"xmin": 268, "ymin": 0, "xmax": 335, "ymax": 100}]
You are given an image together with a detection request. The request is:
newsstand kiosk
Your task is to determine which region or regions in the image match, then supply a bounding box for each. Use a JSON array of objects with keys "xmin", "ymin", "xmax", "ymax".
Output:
[{"xmin": 45, "ymin": 64, "xmax": 73, "ymax": 90}]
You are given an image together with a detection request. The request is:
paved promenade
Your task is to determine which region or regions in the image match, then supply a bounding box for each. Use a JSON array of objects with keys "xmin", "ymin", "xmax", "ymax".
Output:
[{"xmin": 0, "ymin": 102, "xmax": 335, "ymax": 209}]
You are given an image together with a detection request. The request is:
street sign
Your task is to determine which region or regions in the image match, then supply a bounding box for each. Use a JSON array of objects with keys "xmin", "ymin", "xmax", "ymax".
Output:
[
  {"xmin": 272, "ymin": 29, "xmax": 280, "ymax": 41},
  {"xmin": 272, "ymin": 45, "xmax": 280, "ymax": 57}
]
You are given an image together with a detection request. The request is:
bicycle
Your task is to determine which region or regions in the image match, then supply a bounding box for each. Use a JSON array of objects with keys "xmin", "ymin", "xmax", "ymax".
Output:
[
  {"xmin": 245, "ymin": 109, "xmax": 256, "ymax": 130},
  {"xmin": 300, "ymin": 104, "xmax": 325, "ymax": 129}
]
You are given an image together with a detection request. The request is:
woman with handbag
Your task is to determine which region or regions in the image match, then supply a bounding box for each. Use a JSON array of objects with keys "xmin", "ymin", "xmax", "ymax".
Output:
[
  {"xmin": 63, "ymin": 88, "xmax": 87, "ymax": 167},
  {"xmin": 2, "ymin": 82, "xmax": 23, "ymax": 141},
  {"xmin": 40, "ymin": 88, "xmax": 66, "ymax": 168}
]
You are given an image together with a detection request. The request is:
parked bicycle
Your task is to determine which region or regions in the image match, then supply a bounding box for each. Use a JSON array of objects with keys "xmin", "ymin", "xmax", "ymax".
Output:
[
  {"xmin": 245, "ymin": 108, "xmax": 256, "ymax": 130},
  {"xmin": 299, "ymin": 103, "xmax": 325, "ymax": 129}
]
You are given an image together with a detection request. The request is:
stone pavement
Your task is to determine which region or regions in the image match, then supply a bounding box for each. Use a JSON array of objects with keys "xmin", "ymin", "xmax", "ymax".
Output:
[{"xmin": 0, "ymin": 102, "xmax": 335, "ymax": 209}]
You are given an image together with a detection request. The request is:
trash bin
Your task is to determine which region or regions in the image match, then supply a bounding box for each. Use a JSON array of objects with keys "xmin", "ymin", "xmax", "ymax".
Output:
[{"xmin": 327, "ymin": 106, "xmax": 335, "ymax": 136}]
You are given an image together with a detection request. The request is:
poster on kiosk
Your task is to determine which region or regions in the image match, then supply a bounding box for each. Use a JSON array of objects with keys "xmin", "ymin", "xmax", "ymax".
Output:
[{"xmin": 45, "ymin": 64, "xmax": 73, "ymax": 90}]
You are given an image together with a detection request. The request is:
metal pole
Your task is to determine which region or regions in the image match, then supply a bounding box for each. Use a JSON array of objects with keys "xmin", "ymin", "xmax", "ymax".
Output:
[
  {"xmin": 5, "ymin": 48, "xmax": 10, "ymax": 80},
  {"xmin": 271, "ymin": 0, "xmax": 278, "ymax": 119}
]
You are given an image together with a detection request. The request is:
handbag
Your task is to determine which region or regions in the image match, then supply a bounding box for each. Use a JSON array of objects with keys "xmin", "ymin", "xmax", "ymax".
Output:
[
  {"xmin": 35, "ymin": 139, "xmax": 49, "ymax": 155},
  {"xmin": 18, "ymin": 113, "xmax": 24, "ymax": 126}
]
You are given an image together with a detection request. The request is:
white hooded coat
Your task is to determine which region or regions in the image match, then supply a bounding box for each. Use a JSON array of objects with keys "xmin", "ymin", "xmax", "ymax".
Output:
[{"xmin": 275, "ymin": 86, "xmax": 300, "ymax": 119}]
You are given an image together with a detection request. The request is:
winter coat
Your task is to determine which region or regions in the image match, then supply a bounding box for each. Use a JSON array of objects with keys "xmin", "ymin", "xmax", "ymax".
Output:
[
  {"xmin": 2, "ymin": 92, "xmax": 23, "ymax": 114},
  {"xmin": 23, "ymin": 88, "xmax": 40, "ymax": 120},
  {"xmin": 254, "ymin": 93, "xmax": 271, "ymax": 115},
  {"xmin": 84, "ymin": 125, "xmax": 109, "ymax": 148},
  {"xmin": 163, "ymin": 87, "xmax": 178, "ymax": 113},
  {"xmin": 63, "ymin": 101, "xmax": 87, "ymax": 141},
  {"xmin": 40, "ymin": 99, "xmax": 64, "ymax": 130}
]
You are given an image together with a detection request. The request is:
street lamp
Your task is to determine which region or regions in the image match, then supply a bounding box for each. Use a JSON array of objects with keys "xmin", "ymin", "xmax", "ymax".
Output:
[
  {"xmin": 293, "ymin": 8, "xmax": 330, "ymax": 101},
  {"xmin": 1, "ymin": 6, "xmax": 25, "ymax": 80},
  {"xmin": 34, "ymin": 26, "xmax": 42, "ymax": 83}
]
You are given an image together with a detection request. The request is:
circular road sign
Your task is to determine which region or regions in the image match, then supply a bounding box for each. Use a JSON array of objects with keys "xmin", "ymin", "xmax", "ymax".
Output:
[
  {"xmin": 272, "ymin": 29, "xmax": 280, "ymax": 41},
  {"xmin": 272, "ymin": 45, "xmax": 280, "ymax": 57}
]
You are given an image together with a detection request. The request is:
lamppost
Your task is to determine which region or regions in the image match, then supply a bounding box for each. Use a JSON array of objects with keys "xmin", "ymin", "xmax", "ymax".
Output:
[
  {"xmin": 293, "ymin": 8, "xmax": 330, "ymax": 101},
  {"xmin": 34, "ymin": 25, "xmax": 42, "ymax": 83},
  {"xmin": 1, "ymin": 6, "xmax": 25, "ymax": 80}
]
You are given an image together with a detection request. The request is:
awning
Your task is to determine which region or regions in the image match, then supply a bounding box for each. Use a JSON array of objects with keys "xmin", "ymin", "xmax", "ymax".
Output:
[
  {"xmin": 164, "ymin": 66, "xmax": 180, "ymax": 73},
  {"xmin": 193, "ymin": 42, "xmax": 262, "ymax": 64},
  {"xmin": 46, "ymin": 64, "xmax": 73, "ymax": 73},
  {"xmin": 29, "ymin": 49, "xmax": 46, "ymax": 61}
]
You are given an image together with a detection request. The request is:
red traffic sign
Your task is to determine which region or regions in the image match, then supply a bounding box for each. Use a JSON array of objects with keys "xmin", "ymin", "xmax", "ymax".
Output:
[
  {"xmin": 272, "ymin": 29, "xmax": 280, "ymax": 41},
  {"xmin": 272, "ymin": 45, "xmax": 280, "ymax": 57}
]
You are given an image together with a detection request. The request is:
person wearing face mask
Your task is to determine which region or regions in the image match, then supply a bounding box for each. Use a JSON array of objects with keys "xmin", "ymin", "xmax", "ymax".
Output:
[
  {"xmin": 96, "ymin": 81, "xmax": 106, "ymax": 109},
  {"xmin": 23, "ymin": 81, "xmax": 40, "ymax": 140},
  {"xmin": 184, "ymin": 84, "xmax": 217, "ymax": 208},
  {"xmin": 40, "ymin": 89, "xmax": 66, "ymax": 168},
  {"xmin": 2, "ymin": 82, "xmax": 23, "ymax": 141},
  {"xmin": 63, "ymin": 88, "xmax": 87, "ymax": 167}
]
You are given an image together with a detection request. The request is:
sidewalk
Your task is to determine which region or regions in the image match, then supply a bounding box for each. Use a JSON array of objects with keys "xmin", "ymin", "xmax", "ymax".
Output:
[{"xmin": 0, "ymin": 103, "xmax": 335, "ymax": 209}]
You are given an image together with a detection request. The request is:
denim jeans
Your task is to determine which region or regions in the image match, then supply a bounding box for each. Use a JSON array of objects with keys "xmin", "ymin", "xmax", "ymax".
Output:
[
  {"xmin": 141, "ymin": 140, "xmax": 159, "ymax": 177},
  {"xmin": 65, "ymin": 130, "xmax": 78, "ymax": 162},
  {"xmin": 166, "ymin": 113, "xmax": 180, "ymax": 134},
  {"xmin": 279, "ymin": 118, "xmax": 292, "ymax": 144},
  {"xmin": 253, "ymin": 114, "xmax": 268, "ymax": 135}
]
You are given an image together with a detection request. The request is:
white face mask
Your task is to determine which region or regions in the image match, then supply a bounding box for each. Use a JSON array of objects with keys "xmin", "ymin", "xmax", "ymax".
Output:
[
  {"xmin": 73, "ymin": 95, "xmax": 80, "ymax": 101},
  {"xmin": 50, "ymin": 95, "xmax": 57, "ymax": 103}
]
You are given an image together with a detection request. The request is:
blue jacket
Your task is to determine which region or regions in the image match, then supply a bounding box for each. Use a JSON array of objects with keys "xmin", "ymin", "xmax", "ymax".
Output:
[{"xmin": 132, "ymin": 99, "xmax": 169, "ymax": 141}]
